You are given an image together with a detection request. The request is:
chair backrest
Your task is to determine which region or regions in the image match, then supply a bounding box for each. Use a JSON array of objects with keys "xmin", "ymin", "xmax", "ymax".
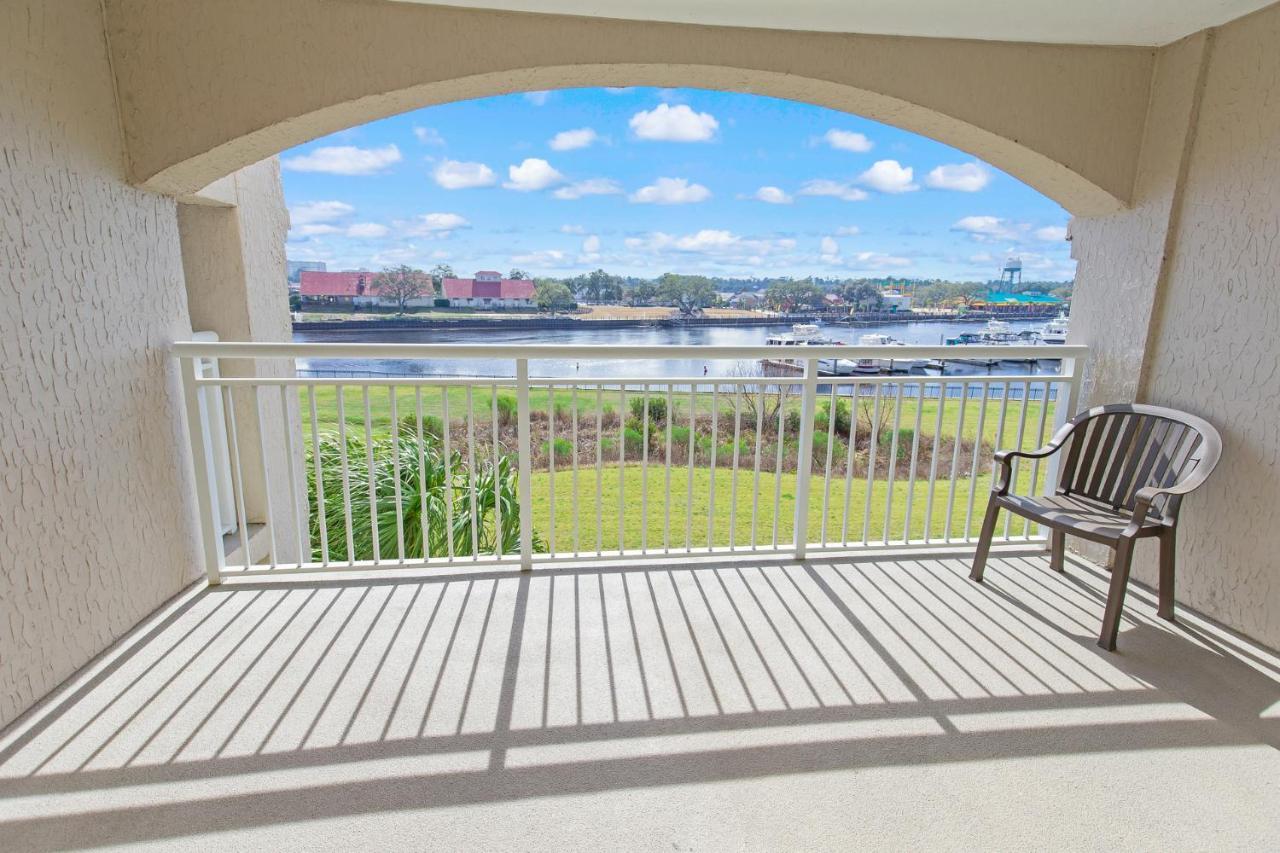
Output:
[{"xmin": 1056, "ymin": 403, "xmax": 1222, "ymax": 521}]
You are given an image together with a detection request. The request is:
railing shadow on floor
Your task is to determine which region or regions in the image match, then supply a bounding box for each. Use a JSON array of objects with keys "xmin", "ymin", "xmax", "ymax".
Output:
[{"xmin": 0, "ymin": 550, "xmax": 1276, "ymax": 848}]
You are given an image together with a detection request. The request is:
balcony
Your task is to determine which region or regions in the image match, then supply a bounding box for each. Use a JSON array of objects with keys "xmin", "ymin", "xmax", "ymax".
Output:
[
  {"xmin": 0, "ymin": 342, "xmax": 1274, "ymax": 849},
  {"xmin": 1, "ymin": 551, "xmax": 1275, "ymax": 849}
]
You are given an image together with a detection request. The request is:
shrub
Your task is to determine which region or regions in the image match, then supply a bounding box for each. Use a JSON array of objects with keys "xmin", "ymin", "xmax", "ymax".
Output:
[
  {"xmin": 670, "ymin": 424, "xmax": 691, "ymax": 446},
  {"xmin": 629, "ymin": 395, "xmax": 668, "ymax": 425},
  {"xmin": 545, "ymin": 436, "xmax": 573, "ymax": 464},
  {"xmin": 494, "ymin": 393, "xmax": 518, "ymax": 427},
  {"xmin": 397, "ymin": 412, "xmax": 443, "ymax": 440},
  {"xmin": 623, "ymin": 426, "xmax": 645, "ymax": 456},
  {"xmin": 434, "ymin": 297, "xmax": 449, "ymax": 308},
  {"xmin": 818, "ymin": 398, "xmax": 853, "ymax": 436},
  {"xmin": 879, "ymin": 427, "xmax": 916, "ymax": 460}
]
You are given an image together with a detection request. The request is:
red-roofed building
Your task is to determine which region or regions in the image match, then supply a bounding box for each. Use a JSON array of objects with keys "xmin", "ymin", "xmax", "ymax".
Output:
[
  {"xmin": 442, "ymin": 271, "xmax": 536, "ymax": 308},
  {"xmin": 298, "ymin": 269, "xmax": 439, "ymax": 308},
  {"xmin": 298, "ymin": 270, "xmax": 379, "ymax": 305}
]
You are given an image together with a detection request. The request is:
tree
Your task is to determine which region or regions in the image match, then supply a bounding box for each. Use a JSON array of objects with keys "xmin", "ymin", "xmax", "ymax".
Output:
[
  {"xmin": 570, "ymin": 268, "xmax": 623, "ymax": 303},
  {"xmin": 627, "ymin": 281, "xmax": 658, "ymax": 306},
  {"xmin": 656, "ymin": 273, "xmax": 716, "ymax": 314},
  {"xmin": 841, "ymin": 281, "xmax": 884, "ymax": 312},
  {"xmin": 372, "ymin": 265, "xmax": 431, "ymax": 314},
  {"xmin": 535, "ymin": 280, "xmax": 574, "ymax": 313},
  {"xmin": 428, "ymin": 263, "xmax": 455, "ymax": 289},
  {"xmin": 764, "ymin": 278, "xmax": 824, "ymax": 311},
  {"xmin": 507, "ymin": 268, "xmax": 531, "ymax": 280}
]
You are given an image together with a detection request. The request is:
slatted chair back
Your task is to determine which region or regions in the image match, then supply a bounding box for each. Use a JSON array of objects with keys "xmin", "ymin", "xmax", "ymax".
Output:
[{"xmin": 1056, "ymin": 404, "xmax": 1222, "ymax": 523}]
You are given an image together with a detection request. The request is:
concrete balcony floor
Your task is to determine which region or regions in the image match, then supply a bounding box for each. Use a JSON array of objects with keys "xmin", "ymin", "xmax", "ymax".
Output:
[{"xmin": 1, "ymin": 549, "xmax": 1277, "ymax": 850}]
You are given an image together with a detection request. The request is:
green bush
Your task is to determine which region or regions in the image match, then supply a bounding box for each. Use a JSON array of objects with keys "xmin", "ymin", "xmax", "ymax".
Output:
[
  {"xmin": 818, "ymin": 398, "xmax": 853, "ymax": 436},
  {"xmin": 629, "ymin": 395, "xmax": 668, "ymax": 425},
  {"xmin": 623, "ymin": 426, "xmax": 645, "ymax": 456},
  {"xmin": 545, "ymin": 437, "xmax": 573, "ymax": 463},
  {"xmin": 494, "ymin": 393, "xmax": 518, "ymax": 427},
  {"xmin": 879, "ymin": 427, "xmax": 916, "ymax": 460},
  {"xmin": 670, "ymin": 424, "xmax": 691, "ymax": 446},
  {"xmin": 397, "ymin": 412, "xmax": 444, "ymax": 440},
  {"xmin": 306, "ymin": 431, "xmax": 540, "ymax": 561}
]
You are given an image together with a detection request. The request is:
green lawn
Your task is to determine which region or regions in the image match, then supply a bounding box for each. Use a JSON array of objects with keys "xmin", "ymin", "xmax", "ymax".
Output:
[
  {"xmin": 526, "ymin": 463, "xmax": 1044, "ymax": 554},
  {"xmin": 301, "ymin": 384, "xmax": 1058, "ymax": 450}
]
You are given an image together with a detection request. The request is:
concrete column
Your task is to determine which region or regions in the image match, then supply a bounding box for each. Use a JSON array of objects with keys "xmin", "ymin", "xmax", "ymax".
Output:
[
  {"xmin": 177, "ymin": 158, "xmax": 307, "ymax": 564},
  {"xmin": 1068, "ymin": 31, "xmax": 1213, "ymax": 407}
]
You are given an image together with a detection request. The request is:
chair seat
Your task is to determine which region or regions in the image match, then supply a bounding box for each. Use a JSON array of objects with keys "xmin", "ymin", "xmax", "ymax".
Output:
[{"xmin": 994, "ymin": 492, "xmax": 1164, "ymax": 543}]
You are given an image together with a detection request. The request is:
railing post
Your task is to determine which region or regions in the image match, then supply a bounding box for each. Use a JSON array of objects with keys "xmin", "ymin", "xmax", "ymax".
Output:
[
  {"xmin": 179, "ymin": 356, "xmax": 225, "ymax": 585},
  {"xmin": 516, "ymin": 358, "xmax": 533, "ymax": 571},
  {"xmin": 793, "ymin": 358, "xmax": 819, "ymax": 559}
]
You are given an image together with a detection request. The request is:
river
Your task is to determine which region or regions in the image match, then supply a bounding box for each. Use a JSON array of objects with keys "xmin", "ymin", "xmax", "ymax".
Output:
[{"xmin": 293, "ymin": 317, "xmax": 1063, "ymax": 380}]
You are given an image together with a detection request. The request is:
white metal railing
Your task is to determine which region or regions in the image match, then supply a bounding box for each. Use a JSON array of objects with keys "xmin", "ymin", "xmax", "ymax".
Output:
[{"xmin": 174, "ymin": 341, "xmax": 1086, "ymax": 581}]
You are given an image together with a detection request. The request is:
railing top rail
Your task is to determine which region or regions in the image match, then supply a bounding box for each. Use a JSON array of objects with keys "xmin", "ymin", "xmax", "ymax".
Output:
[{"xmin": 173, "ymin": 340, "xmax": 1088, "ymax": 361}]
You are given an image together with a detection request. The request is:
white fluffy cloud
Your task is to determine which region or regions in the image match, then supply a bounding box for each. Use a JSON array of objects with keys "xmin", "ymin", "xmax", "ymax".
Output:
[
  {"xmin": 412, "ymin": 126, "xmax": 444, "ymax": 145},
  {"xmin": 289, "ymin": 200, "xmax": 355, "ymax": 225},
  {"xmin": 834, "ymin": 225, "xmax": 861, "ymax": 236},
  {"xmin": 559, "ymin": 224, "xmax": 586, "ymax": 234},
  {"xmin": 549, "ymin": 127, "xmax": 601, "ymax": 151},
  {"xmin": 858, "ymin": 160, "xmax": 919, "ymax": 194},
  {"xmin": 512, "ymin": 249, "xmax": 567, "ymax": 266},
  {"xmin": 822, "ymin": 129, "xmax": 873, "ymax": 153},
  {"xmin": 524, "ymin": 91, "xmax": 551, "ymax": 106},
  {"xmin": 797, "ymin": 180, "xmax": 869, "ymax": 202},
  {"xmin": 629, "ymin": 104, "xmax": 719, "ymax": 142},
  {"xmin": 398, "ymin": 212, "xmax": 470, "ymax": 237},
  {"xmin": 625, "ymin": 230, "xmax": 795, "ymax": 259},
  {"xmin": 582, "ymin": 235, "xmax": 601, "ymax": 253},
  {"xmin": 629, "ymin": 177, "xmax": 711, "ymax": 205},
  {"xmin": 552, "ymin": 178, "xmax": 623, "ymax": 200},
  {"xmin": 851, "ymin": 251, "xmax": 912, "ymax": 269},
  {"xmin": 346, "ymin": 222, "xmax": 389, "ymax": 238},
  {"xmin": 750, "ymin": 186, "xmax": 793, "ymax": 204},
  {"xmin": 820, "ymin": 236, "xmax": 840, "ymax": 261},
  {"xmin": 1034, "ymin": 225, "xmax": 1069, "ymax": 242},
  {"xmin": 433, "ymin": 159, "xmax": 497, "ymax": 189},
  {"xmin": 503, "ymin": 158, "xmax": 566, "ymax": 192},
  {"xmin": 952, "ymin": 215, "xmax": 1026, "ymax": 242},
  {"xmin": 925, "ymin": 162, "xmax": 990, "ymax": 192},
  {"xmin": 282, "ymin": 144, "xmax": 402, "ymax": 175}
]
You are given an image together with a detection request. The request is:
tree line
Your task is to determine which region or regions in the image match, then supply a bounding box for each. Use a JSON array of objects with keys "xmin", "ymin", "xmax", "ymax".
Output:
[{"xmin": 318, "ymin": 263, "xmax": 1071, "ymax": 315}]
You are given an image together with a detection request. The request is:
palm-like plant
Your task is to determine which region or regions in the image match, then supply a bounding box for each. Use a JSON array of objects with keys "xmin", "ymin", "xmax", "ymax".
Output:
[{"xmin": 307, "ymin": 431, "xmax": 538, "ymax": 562}]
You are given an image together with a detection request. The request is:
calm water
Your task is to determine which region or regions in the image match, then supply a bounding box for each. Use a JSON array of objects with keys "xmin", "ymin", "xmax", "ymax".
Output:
[{"xmin": 294, "ymin": 318, "xmax": 1062, "ymax": 380}]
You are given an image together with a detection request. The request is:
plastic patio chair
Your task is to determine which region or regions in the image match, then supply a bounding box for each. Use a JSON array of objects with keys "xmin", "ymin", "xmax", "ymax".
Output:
[{"xmin": 969, "ymin": 403, "xmax": 1222, "ymax": 650}]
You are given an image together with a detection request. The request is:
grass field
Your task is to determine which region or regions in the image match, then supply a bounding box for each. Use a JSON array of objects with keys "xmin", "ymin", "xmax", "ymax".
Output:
[
  {"xmin": 525, "ymin": 463, "xmax": 1042, "ymax": 554},
  {"xmin": 300, "ymin": 384, "xmax": 1057, "ymax": 453}
]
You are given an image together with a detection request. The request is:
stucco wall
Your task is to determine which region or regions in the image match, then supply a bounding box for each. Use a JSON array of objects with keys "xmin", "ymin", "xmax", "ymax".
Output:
[
  {"xmin": 178, "ymin": 158, "xmax": 305, "ymax": 562},
  {"xmin": 1136, "ymin": 4, "xmax": 1280, "ymax": 647},
  {"xmin": 102, "ymin": 0, "xmax": 1154, "ymax": 214},
  {"xmin": 0, "ymin": 2, "xmax": 202, "ymax": 726}
]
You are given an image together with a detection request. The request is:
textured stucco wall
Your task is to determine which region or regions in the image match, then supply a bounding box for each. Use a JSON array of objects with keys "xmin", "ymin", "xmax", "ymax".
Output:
[
  {"xmin": 0, "ymin": 2, "xmax": 202, "ymax": 726},
  {"xmin": 101, "ymin": 0, "xmax": 1154, "ymax": 214},
  {"xmin": 1135, "ymin": 4, "xmax": 1280, "ymax": 648},
  {"xmin": 178, "ymin": 159, "xmax": 306, "ymax": 562}
]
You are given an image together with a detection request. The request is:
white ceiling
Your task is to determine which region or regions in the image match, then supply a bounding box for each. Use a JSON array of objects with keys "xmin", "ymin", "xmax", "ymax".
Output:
[{"xmin": 396, "ymin": 0, "xmax": 1272, "ymax": 46}]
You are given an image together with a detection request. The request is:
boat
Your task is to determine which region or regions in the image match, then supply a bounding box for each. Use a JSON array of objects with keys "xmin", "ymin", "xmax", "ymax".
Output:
[
  {"xmin": 762, "ymin": 323, "xmax": 853, "ymax": 375},
  {"xmin": 850, "ymin": 333, "xmax": 927, "ymax": 373},
  {"xmin": 1040, "ymin": 313, "xmax": 1069, "ymax": 345}
]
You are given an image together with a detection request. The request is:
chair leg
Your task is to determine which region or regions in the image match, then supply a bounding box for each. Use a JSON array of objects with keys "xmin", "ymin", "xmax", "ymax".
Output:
[
  {"xmin": 1098, "ymin": 538, "xmax": 1136, "ymax": 651},
  {"xmin": 1049, "ymin": 529, "xmax": 1065, "ymax": 573},
  {"xmin": 969, "ymin": 495, "xmax": 1002, "ymax": 582},
  {"xmin": 1158, "ymin": 528, "xmax": 1176, "ymax": 621}
]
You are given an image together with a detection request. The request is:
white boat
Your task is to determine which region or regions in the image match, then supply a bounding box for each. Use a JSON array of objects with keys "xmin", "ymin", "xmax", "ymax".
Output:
[
  {"xmin": 851, "ymin": 333, "xmax": 927, "ymax": 373},
  {"xmin": 1040, "ymin": 313, "xmax": 1069, "ymax": 344},
  {"xmin": 763, "ymin": 323, "xmax": 852, "ymax": 374}
]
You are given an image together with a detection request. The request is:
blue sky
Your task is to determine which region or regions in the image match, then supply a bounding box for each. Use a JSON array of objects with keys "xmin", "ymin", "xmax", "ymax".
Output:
[{"xmin": 282, "ymin": 87, "xmax": 1075, "ymax": 281}]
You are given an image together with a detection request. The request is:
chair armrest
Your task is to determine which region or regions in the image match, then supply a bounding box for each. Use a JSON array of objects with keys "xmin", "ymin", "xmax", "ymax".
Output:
[
  {"xmin": 992, "ymin": 432, "xmax": 1070, "ymax": 495},
  {"xmin": 1123, "ymin": 478, "xmax": 1210, "ymax": 533}
]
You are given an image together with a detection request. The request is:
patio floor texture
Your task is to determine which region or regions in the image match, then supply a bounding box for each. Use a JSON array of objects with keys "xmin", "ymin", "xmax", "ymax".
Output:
[{"xmin": 1, "ymin": 549, "xmax": 1276, "ymax": 850}]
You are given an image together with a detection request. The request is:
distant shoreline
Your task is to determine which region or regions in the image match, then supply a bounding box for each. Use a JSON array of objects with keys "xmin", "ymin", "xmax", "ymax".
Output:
[{"xmin": 292, "ymin": 308, "xmax": 1061, "ymax": 334}]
